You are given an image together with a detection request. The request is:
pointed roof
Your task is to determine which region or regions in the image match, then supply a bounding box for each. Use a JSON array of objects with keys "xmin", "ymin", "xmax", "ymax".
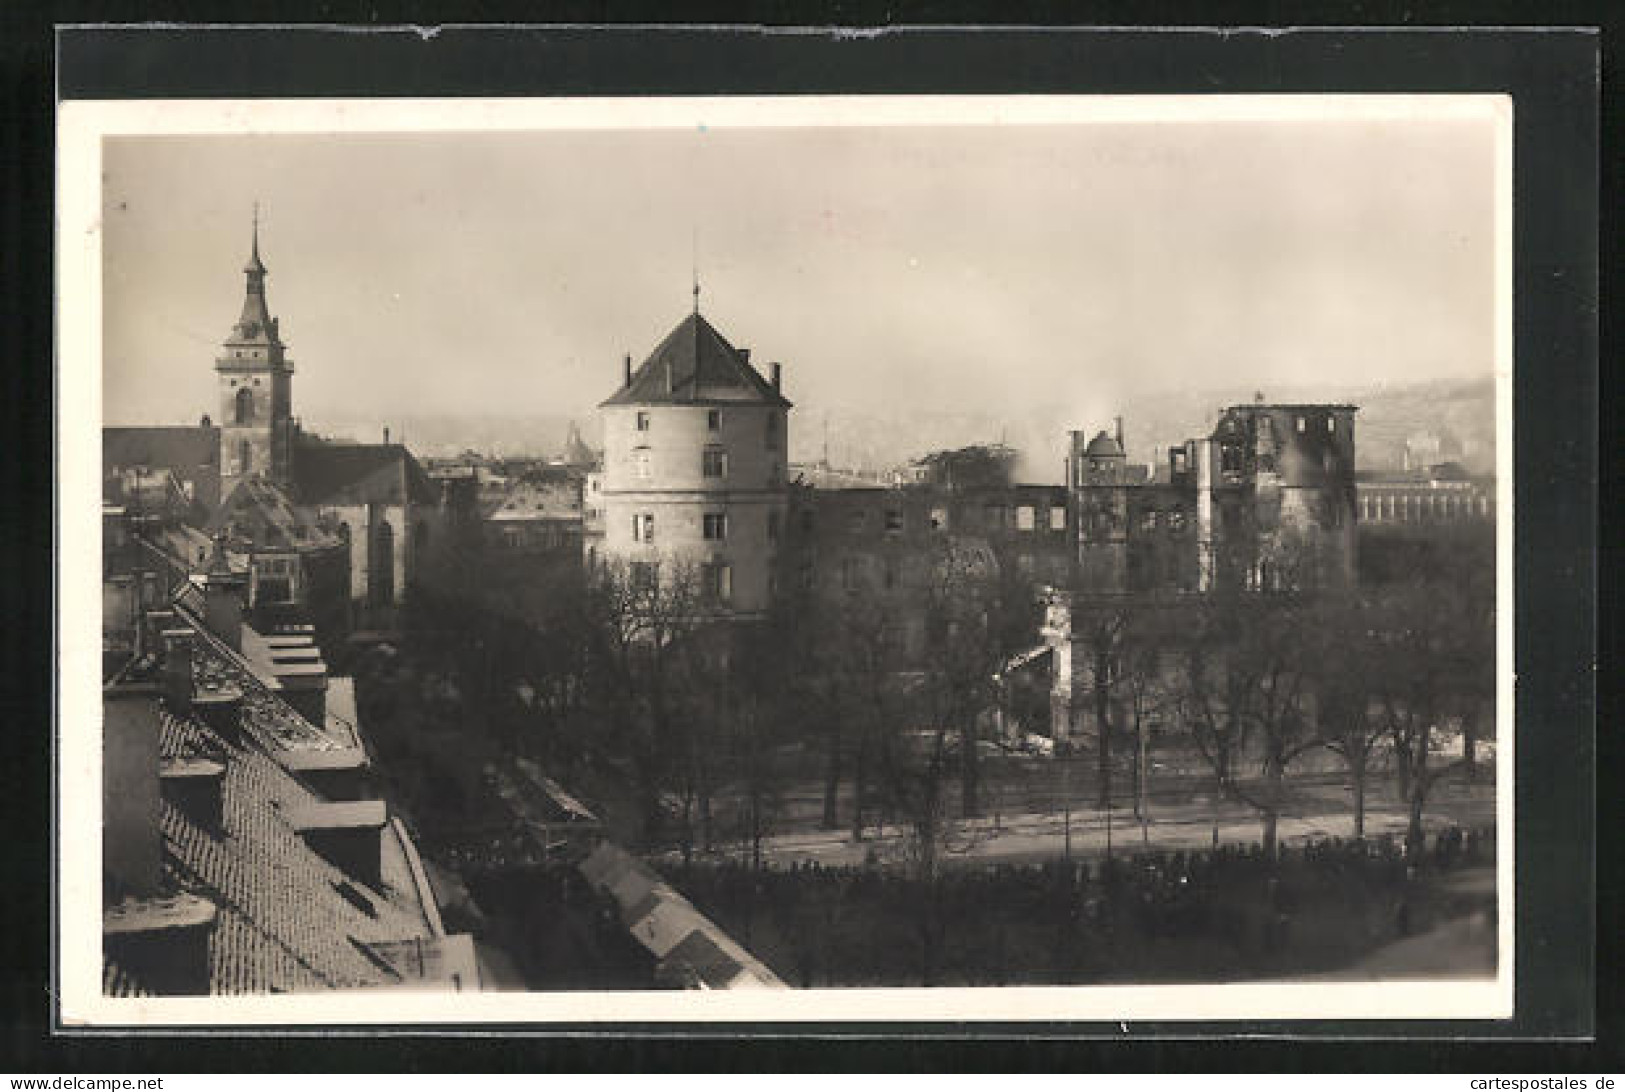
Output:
[
  {"xmin": 225, "ymin": 212, "xmax": 283, "ymax": 351},
  {"xmin": 244, "ymin": 206, "xmax": 266, "ymax": 275},
  {"xmin": 600, "ymin": 312, "xmax": 791, "ymax": 408}
]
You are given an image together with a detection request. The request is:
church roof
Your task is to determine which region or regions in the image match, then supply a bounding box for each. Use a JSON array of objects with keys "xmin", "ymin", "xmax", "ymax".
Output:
[
  {"xmin": 292, "ymin": 438, "xmax": 439, "ymax": 507},
  {"xmin": 600, "ymin": 312, "xmax": 791, "ymax": 408},
  {"xmin": 103, "ymin": 426, "xmax": 219, "ymax": 475}
]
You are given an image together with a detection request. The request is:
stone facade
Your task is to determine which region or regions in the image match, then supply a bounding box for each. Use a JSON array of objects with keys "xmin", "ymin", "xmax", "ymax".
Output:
[{"xmin": 596, "ymin": 311, "xmax": 790, "ymax": 619}]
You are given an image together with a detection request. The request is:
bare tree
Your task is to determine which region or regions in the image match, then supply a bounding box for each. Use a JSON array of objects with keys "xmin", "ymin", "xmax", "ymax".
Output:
[
  {"xmin": 1071, "ymin": 601, "xmax": 1129, "ymax": 810},
  {"xmin": 1370, "ymin": 571, "xmax": 1492, "ymax": 860},
  {"xmin": 1176, "ymin": 587, "xmax": 1320, "ymax": 859},
  {"xmin": 1307, "ymin": 591, "xmax": 1389, "ymax": 840},
  {"xmin": 575, "ymin": 557, "xmax": 707, "ymax": 847}
]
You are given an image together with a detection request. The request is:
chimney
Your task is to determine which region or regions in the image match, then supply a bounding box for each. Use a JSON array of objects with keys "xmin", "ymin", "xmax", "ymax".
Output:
[
  {"xmin": 1114, "ymin": 416, "xmax": 1124, "ymax": 448},
  {"xmin": 623, "ymin": 353, "xmax": 632, "ymax": 388},
  {"xmin": 103, "ymin": 893, "xmax": 217, "ymax": 996},
  {"xmin": 288, "ymin": 800, "xmax": 388, "ymax": 889},
  {"xmin": 771, "ymin": 362, "xmax": 782, "ymax": 392},
  {"xmin": 200, "ymin": 534, "xmax": 247, "ymax": 651},
  {"xmin": 383, "ymin": 426, "xmax": 391, "ymax": 445},
  {"xmin": 102, "ymin": 685, "xmax": 165, "ymax": 898},
  {"xmin": 266, "ymin": 635, "xmax": 329, "ymax": 726},
  {"xmin": 138, "ymin": 570, "xmax": 162, "ymax": 611},
  {"xmin": 284, "ymin": 746, "xmax": 372, "ymax": 802},
  {"xmin": 160, "ymin": 628, "xmax": 196, "ymax": 712},
  {"xmin": 191, "ymin": 684, "xmax": 245, "ymax": 747},
  {"xmin": 160, "ymin": 756, "xmax": 226, "ymax": 829}
]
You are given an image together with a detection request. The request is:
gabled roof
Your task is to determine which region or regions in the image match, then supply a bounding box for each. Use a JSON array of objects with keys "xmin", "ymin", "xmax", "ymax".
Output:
[
  {"xmin": 292, "ymin": 438, "xmax": 439, "ymax": 507},
  {"xmin": 600, "ymin": 312, "xmax": 791, "ymax": 408}
]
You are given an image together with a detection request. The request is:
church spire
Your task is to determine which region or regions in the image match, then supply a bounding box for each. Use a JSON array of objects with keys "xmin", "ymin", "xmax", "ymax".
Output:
[
  {"xmin": 233, "ymin": 204, "xmax": 277, "ymax": 345},
  {"xmin": 244, "ymin": 202, "xmax": 266, "ymax": 277}
]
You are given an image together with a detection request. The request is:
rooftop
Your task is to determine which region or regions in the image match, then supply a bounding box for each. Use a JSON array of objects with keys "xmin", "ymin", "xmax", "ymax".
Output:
[{"xmin": 601, "ymin": 311, "xmax": 791, "ymax": 409}]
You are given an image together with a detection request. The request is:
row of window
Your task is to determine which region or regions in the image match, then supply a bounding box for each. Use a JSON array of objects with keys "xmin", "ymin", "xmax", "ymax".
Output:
[
  {"xmin": 628, "ymin": 446, "xmax": 782, "ymax": 485},
  {"xmin": 1083, "ymin": 508, "xmax": 1191, "ymax": 535},
  {"xmin": 836, "ymin": 503, "xmax": 1069, "ymax": 535},
  {"xmin": 631, "ymin": 510, "xmax": 781, "ymax": 544},
  {"xmin": 627, "ymin": 559, "xmax": 733, "ymax": 602},
  {"xmin": 635, "ymin": 409, "xmax": 782, "ymax": 450}
]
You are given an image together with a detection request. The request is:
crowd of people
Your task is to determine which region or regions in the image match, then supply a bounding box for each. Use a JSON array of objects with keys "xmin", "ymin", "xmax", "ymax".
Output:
[{"xmin": 667, "ymin": 825, "xmax": 1498, "ymax": 986}]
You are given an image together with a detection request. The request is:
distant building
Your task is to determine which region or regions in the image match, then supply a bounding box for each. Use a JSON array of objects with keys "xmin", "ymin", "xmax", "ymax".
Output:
[
  {"xmin": 103, "ymin": 422, "xmax": 221, "ymax": 518},
  {"xmin": 1357, "ymin": 462, "xmax": 1494, "ymax": 526},
  {"xmin": 594, "ymin": 304, "xmax": 791, "ymax": 619},
  {"xmin": 104, "ymin": 217, "xmax": 442, "ymax": 633}
]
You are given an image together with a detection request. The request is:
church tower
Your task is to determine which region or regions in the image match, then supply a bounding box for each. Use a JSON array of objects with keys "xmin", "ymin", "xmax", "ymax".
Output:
[{"xmin": 216, "ymin": 210, "xmax": 294, "ymax": 500}]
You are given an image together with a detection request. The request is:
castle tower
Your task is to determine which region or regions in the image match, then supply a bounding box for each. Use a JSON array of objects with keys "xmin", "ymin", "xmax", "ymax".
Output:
[
  {"xmin": 1069, "ymin": 426, "xmax": 1133, "ymax": 594},
  {"xmin": 216, "ymin": 210, "xmax": 294, "ymax": 500},
  {"xmin": 596, "ymin": 304, "xmax": 790, "ymax": 619}
]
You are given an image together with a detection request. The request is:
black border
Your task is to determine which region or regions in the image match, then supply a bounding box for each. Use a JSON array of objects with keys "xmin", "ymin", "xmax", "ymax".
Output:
[{"xmin": 4, "ymin": 14, "xmax": 1607, "ymax": 1071}]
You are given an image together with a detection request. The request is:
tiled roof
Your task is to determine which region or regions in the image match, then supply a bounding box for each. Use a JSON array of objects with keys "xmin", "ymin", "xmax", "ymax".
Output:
[
  {"xmin": 208, "ymin": 477, "xmax": 343, "ymax": 552},
  {"xmin": 292, "ymin": 439, "xmax": 439, "ymax": 507},
  {"xmin": 600, "ymin": 312, "xmax": 791, "ymax": 408},
  {"xmin": 487, "ymin": 479, "xmax": 583, "ymax": 523},
  {"xmin": 153, "ymin": 698, "xmax": 436, "ymax": 993},
  {"xmin": 102, "ymin": 958, "xmax": 151, "ymax": 998}
]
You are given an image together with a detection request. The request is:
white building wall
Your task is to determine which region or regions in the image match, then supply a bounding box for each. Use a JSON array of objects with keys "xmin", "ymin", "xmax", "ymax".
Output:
[{"xmin": 599, "ymin": 402, "xmax": 788, "ymax": 617}]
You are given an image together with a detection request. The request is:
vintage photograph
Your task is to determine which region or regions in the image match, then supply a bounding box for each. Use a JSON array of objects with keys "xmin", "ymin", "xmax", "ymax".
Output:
[{"xmin": 62, "ymin": 94, "xmax": 1511, "ymax": 1022}]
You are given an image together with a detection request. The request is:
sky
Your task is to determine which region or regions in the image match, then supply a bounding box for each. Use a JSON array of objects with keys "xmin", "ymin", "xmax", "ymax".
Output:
[{"xmin": 101, "ymin": 111, "xmax": 1498, "ymax": 440}]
